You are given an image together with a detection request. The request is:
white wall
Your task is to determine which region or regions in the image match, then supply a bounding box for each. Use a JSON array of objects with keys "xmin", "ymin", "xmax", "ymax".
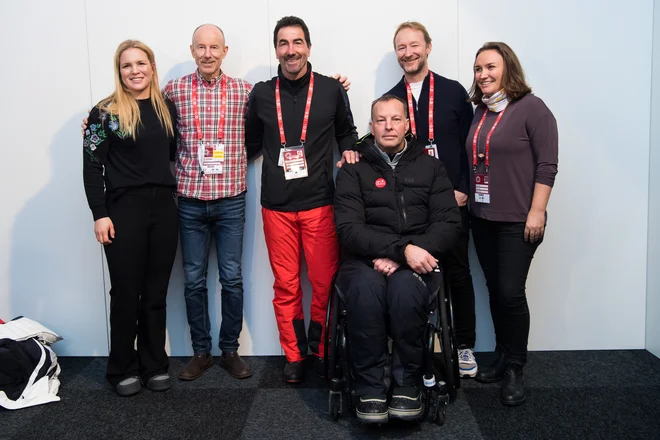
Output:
[
  {"xmin": 0, "ymin": 1, "xmax": 109, "ymax": 355},
  {"xmin": 0, "ymin": 0, "xmax": 655, "ymax": 356},
  {"xmin": 459, "ymin": 0, "xmax": 654, "ymax": 351},
  {"xmin": 647, "ymin": 1, "xmax": 660, "ymax": 358}
]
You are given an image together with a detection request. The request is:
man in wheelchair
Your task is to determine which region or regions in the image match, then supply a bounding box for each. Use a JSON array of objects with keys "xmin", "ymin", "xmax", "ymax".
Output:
[{"xmin": 333, "ymin": 95, "xmax": 461, "ymax": 423}]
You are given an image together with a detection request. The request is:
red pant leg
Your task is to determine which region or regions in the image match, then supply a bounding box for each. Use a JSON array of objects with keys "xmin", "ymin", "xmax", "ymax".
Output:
[
  {"xmin": 299, "ymin": 205, "xmax": 339, "ymax": 359},
  {"xmin": 262, "ymin": 207, "xmax": 307, "ymax": 362}
]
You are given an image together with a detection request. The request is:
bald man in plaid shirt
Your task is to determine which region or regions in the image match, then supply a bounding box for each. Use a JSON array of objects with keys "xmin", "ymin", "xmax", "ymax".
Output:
[{"xmin": 163, "ymin": 24, "xmax": 253, "ymax": 381}]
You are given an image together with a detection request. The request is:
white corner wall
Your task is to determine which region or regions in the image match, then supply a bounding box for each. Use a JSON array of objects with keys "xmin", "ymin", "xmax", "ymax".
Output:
[
  {"xmin": 0, "ymin": 0, "xmax": 656, "ymax": 356},
  {"xmin": 647, "ymin": 1, "xmax": 660, "ymax": 358},
  {"xmin": 459, "ymin": 0, "xmax": 654, "ymax": 351}
]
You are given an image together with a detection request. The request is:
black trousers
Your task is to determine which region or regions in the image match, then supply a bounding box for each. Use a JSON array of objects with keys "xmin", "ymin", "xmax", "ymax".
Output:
[
  {"xmin": 471, "ymin": 217, "xmax": 542, "ymax": 364},
  {"xmin": 104, "ymin": 187, "xmax": 179, "ymax": 385},
  {"xmin": 336, "ymin": 259, "xmax": 440, "ymax": 397},
  {"xmin": 444, "ymin": 206, "xmax": 477, "ymax": 348}
]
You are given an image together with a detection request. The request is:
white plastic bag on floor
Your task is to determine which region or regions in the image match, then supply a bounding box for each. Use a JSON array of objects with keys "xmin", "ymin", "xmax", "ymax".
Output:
[{"xmin": 0, "ymin": 318, "xmax": 62, "ymax": 410}]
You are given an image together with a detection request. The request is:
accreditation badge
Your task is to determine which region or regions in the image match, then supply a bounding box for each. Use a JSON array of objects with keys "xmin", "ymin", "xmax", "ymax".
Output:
[
  {"xmin": 198, "ymin": 142, "xmax": 225, "ymax": 174},
  {"xmin": 474, "ymin": 173, "xmax": 490, "ymax": 204},
  {"xmin": 282, "ymin": 145, "xmax": 308, "ymax": 180},
  {"xmin": 424, "ymin": 143, "xmax": 439, "ymax": 159}
]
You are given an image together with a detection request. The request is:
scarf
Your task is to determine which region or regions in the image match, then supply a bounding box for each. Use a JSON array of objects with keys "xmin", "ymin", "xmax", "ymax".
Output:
[{"xmin": 482, "ymin": 89, "xmax": 509, "ymax": 112}]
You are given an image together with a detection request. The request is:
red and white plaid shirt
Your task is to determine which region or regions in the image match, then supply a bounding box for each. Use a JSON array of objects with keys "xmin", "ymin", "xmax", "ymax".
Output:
[{"xmin": 163, "ymin": 70, "xmax": 252, "ymax": 200}]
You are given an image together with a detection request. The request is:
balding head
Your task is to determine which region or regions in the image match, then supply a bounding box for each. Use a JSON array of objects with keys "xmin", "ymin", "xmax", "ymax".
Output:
[
  {"xmin": 192, "ymin": 24, "xmax": 225, "ymax": 45},
  {"xmin": 190, "ymin": 24, "xmax": 228, "ymax": 81}
]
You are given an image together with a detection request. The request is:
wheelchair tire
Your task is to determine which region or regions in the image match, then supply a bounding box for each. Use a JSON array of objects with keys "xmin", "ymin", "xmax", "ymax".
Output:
[
  {"xmin": 435, "ymin": 402, "xmax": 447, "ymax": 426},
  {"xmin": 325, "ymin": 284, "xmax": 340, "ymax": 385},
  {"xmin": 329, "ymin": 392, "xmax": 341, "ymax": 421},
  {"xmin": 438, "ymin": 282, "xmax": 458, "ymax": 402}
]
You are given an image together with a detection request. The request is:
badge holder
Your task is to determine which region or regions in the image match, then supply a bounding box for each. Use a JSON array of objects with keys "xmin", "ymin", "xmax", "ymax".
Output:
[
  {"xmin": 425, "ymin": 141, "xmax": 438, "ymax": 159},
  {"xmin": 282, "ymin": 144, "xmax": 308, "ymax": 180},
  {"xmin": 474, "ymin": 167, "xmax": 490, "ymax": 204},
  {"xmin": 198, "ymin": 142, "xmax": 225, "ymax": 175}
]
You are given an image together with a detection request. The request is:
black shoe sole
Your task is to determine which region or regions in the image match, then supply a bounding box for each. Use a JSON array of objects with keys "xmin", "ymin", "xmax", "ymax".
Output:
[
  {"xmin": 115, "ymin": 379, "xmax": 141, "ymax": 397},
  {"xmin": 501, "ymin": 395, "xmax": 526, "ymax": 406},
  {"xmin": 388, "ymin": 406, "xmax": 424, "ymax": 421},
  {"xmin": 284, "ymin": 377, "xmax": 304, "ymax": 384},
  {"xmin": 146, "ymin": 378, "xmax": 171, "ymax": 392}
]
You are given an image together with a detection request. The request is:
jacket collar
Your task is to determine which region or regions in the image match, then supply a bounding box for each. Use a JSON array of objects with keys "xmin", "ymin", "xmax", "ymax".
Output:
[
  {"xmin": 356, "ymin": 132, "xmax": 422, "ymax": 171},
  {"xmin": 277, "ymin": 62, "xmax": 312, "ymax": 90}
]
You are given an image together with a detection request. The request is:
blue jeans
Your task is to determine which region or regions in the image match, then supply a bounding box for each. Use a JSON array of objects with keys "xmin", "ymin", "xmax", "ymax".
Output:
[{"xmin": 178, "ymin": 192, "xmax": 246, "ymax": 354}]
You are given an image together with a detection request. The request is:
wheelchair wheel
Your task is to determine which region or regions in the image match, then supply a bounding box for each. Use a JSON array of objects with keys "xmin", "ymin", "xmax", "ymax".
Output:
[
  {"xmin": 437, "ymin": 281, "xmax": 459, "ymax": 401},
  {"xmin": 340, "ymin": 317, "xmax": 353, "ymax": 415},
  {"xmin": 446, "ymin": 283, "xmax": 461, "ymax": 389},
  {"xmin": 329, "ymin": 391, "xmax": 341, "ymax": 421},
  {"xmin": 324, "ymin": 283, "xmax": 341, "ymax": 385},
  {"xmin": 435, "ymin": 401, "xmax": 447, "ymax": 426}
]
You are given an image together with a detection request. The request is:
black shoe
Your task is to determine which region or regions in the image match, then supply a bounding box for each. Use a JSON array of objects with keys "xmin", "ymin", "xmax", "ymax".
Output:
[
  {"xmin": 146, "ymin": 374, "xmax": 171, "ymax": 392},
  {"xmin": 356, "ymin": 395, "xmax": 388, "ymax": 423},
  {"xmin": 115, "ymin": 376, "xmax": 141, "ymax": 397},
  {"xmin": 388, "ymin": 386, "xmax": 423, "ymax": 421},
  {"xmin": 313, "ymin": 356, "xmax": 325, "ymax": 379},
  {"xmin": 475, "ymin": 351, "xmax": 508, "ymax": 383},
  {"xmin": 283, "ymin": 361, "xmax": 305, "ymax": 383},
  {"xmin": 501, "ymin": 362, "xmax": 526, "ymax": 406}
]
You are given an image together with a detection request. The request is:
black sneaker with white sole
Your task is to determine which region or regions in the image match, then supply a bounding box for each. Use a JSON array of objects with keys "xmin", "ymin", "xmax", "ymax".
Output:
[
  {"xmin": 388, "ymin": 386, "xmax": 423, "ymax": 420},
  {"xmin": 356, "ymin": 395, "xmax": 388, "ymax": 424}
]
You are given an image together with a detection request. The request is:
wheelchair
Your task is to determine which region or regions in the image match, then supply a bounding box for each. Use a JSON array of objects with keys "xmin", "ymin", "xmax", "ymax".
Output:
[{"xmin": 324, "ymin": 268, "xmax": 460, "ymax": 425}]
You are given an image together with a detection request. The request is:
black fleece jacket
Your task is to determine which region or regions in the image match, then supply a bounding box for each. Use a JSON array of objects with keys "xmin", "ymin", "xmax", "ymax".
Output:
[
  {"xmin": 245, "ymin": 63, "xmax": 358, "ymax": 212},
  {"xmin": 334, "ymin": 134, "xmax": 460, "ymax": 264}
]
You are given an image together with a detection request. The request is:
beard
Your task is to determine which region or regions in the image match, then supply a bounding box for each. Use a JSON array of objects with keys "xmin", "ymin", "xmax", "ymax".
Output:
[{"xmin": 399, "ymin": 57, "xmax": 427, "ymax": 76}]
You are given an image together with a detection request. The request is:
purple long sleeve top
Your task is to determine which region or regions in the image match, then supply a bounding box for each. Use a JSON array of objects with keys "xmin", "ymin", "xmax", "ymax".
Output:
[{"xmin": 466, "ymin": 93, "xmax": 558, "ymax": 222}]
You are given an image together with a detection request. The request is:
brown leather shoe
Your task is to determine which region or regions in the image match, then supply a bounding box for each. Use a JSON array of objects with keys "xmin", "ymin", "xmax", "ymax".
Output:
[
  {"xmin": 178, "ymin": 353, "xmax": 213, "ymax": 381},
  {"xmin": 219, "ymin": 352, "xmax": 252, "ymax": 379}
]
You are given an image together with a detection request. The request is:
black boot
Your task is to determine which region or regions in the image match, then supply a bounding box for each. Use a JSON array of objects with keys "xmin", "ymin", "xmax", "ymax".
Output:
[
  {"xmin": 283, "ymin": 361, "xmax": 305, "ymax": 383},
  {"xmin": 475, "ymin": 351, "xmax": 508, "ymax": 383},
  {"xmin": 500, "ymin": 362, "xmax": 525, "ymax": 406}
]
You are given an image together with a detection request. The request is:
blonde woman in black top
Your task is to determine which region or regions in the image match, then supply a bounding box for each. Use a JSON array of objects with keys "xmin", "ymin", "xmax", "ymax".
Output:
[{"xmin": 83, "ymin": 40, "xmax": 178, "ymax": 397}]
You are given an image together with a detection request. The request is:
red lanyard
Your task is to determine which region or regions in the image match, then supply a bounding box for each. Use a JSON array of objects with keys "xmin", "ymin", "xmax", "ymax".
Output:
[
  {"xmin": 275, "ymin": 72, "xmax": 315, "ymax": 147},
  {"xmin": 472, "ymin": 108, "xmax": 506, "ymax": 171},
  {"xmin": 405, "ymin": 73, "xmax": 434, "ymax": 142},
  {"xmin": 192, "ymin": 74, "xmax": 227, "ymax": 142}
]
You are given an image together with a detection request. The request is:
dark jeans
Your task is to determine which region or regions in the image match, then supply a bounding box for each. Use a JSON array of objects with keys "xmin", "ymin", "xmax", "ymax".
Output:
[
  {"xmin": 178, "ymin": 192, "xmax": 246, "ymax": 354},
  {"xmin": 471, "ymin": 217, "xmax": 543, "ymax": 364},
  {"xmin": 444, "ymin": 205, "xmax": 476, "ymax": 348},
  {"xmin": 336, "ymin": 259, "xmax": 440, "ymax": 397},
  {"xmin": 104, "ymin": 187, "xmax": 179, "ymax": 386}
]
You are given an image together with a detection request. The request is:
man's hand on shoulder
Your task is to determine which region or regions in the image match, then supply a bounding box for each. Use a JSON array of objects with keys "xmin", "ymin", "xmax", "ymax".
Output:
[
  {"xmin": 332, "ymin": 73, "xmax": 351, "ymax": 91},
  {"xmin": 336, "ymin": 150, "xmax": 361, "ymax": 168}
]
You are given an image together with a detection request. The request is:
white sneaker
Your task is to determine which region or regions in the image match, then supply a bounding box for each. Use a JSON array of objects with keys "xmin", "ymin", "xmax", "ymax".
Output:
[{"xmin": 458, "ymin": 348, "xmax": 478, "ymax": 378}]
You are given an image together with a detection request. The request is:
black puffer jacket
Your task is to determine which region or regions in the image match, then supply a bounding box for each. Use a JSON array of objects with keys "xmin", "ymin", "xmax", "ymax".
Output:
[{"xmin": 334, "ymin": 134, "xmax": 460, "ymax": 264}]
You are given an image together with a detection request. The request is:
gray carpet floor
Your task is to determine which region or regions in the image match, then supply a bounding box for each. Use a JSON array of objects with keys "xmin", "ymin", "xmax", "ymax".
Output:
[{"xmin": 2, "ymin": 350, "xmax": 659, "ymax": 439}]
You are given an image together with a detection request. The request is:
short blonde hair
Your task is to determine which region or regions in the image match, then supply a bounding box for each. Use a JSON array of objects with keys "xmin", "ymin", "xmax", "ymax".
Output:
[{"xmin": 393, "ymin": 22, "xmax": 432, "ymax": 49}]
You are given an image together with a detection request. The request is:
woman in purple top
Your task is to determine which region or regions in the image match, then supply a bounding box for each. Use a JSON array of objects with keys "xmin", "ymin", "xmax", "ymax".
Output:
[{"xmin": 466, "ymin": 42, "xmax": 558, "ymax": 406}]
